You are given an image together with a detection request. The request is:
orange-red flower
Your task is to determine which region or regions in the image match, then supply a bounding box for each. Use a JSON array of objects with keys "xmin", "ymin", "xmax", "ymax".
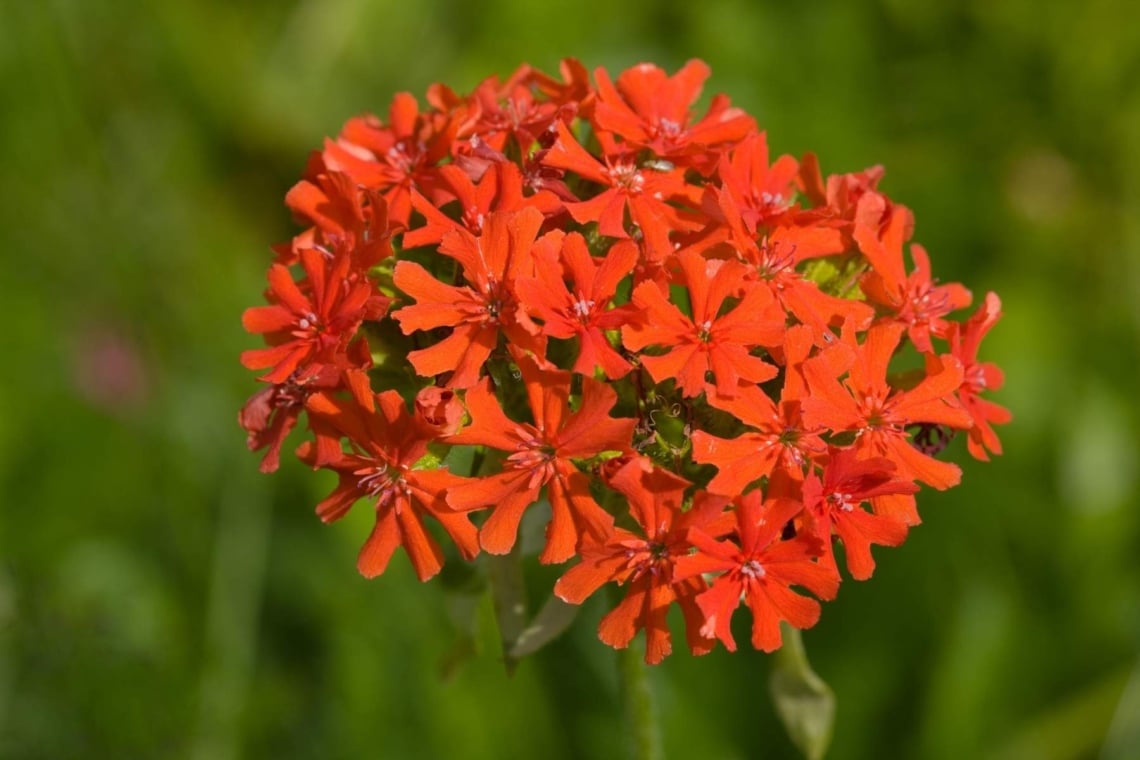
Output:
[
  {"xmin": 516, "ymin": 233, "xmax": 639, "ymax": 379},
  {"xmin": 592, "ymin": 60, "xmax": 755, "ymax": 172},
  {"xmin": 543, "ymin": 121, "xmax": 696, "ymax": 251},
  {"xmin": 445, "ymin": 354, "xmax": 636, "ymax": 563},
  {"xmin": 944, "ymin": 292, "xmax": 1012, "ymax": 460},
  {"xmin": 391, "ymin": 207, "xmax": 547, "ymax": 387},
  {"xmin": 240, "ymin": 328, "xmax": 377, "ymax": 475},
  {"xmin": 461, "ymin": 68, "xmax": 565, "ymax": 154},
  {"xmin": 281, "ymin": 171, "xmax": 392, "ymax": 269},
  {"xmin": 622, "ymin": 249, "xmax": 783, "ymax": 398},
  {"xmin": 300, "ymin": 391, "xmax": 479, "ymax": 581},
  {"xmin": 716, "ymin": 204, "xmax": 873, "ymax": 345},
  {"xmin": 404, "ymin": 161, "xmax": 561, "ymax": 249},
  {"xmin": 798, "ymin": 447, "xmax": 918, "ymax": 580},
  {"xmin": 555, "ymin": 458, "xmax": 730, "ymax": 664},
  {"xmin": 693, "ymin": 382, "xmax": 828, "ymax": 495},
  {"xmin": 321, "ymin": 93, "xmax": 457, "ymax": 226},
  {"xmin": 855, "ymin": 197, "xmax": 972, "ymax": 351},
  {"xmin": 674, "ymin": 492, "xmax": 838, "ymax": 652},
  {"xmin": 241, "ymin": 249, "xmax": 389, "ymax": 384},
  {"xmin": 801, "ymin": 323, "xmax": 974, "ymax": 490},
  {"xmin": 711, "ymin": 132, "xmax": 800, "ymax": 232}
]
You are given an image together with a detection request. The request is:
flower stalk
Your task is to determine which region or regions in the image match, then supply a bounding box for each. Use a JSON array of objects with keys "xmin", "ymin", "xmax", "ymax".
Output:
[{"xmin": 618, "ymin": 638, "xmax": 662, "ymax": 760}]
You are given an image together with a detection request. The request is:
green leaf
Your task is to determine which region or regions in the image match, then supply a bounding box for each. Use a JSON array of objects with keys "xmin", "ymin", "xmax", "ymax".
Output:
[
  {"xmin": 437, "ymin": 556, "xmax": 487, "ymax": 681},
  {"xmin": 486, "ymin": 547, "xmax": 529, "ymax": 675},
  {"xmin": 800, "ymin": 258, "xmax": 841, "ymax": 288},
  {"xmin": 437, "ymin": 593, "xmax": 480, "ymax": 682},
  {"xmin": 508, "ymin": 595, "xmax": 579, "ymax": 660},
  {"xmin": 986, "ymin": 664, "xmax": 1133, "ymax": 760},
  {"xmin": 770, "ymin": 623, "xmax": 835, "ymax": 760},
  {"xmin": 441, "ymin": 444, "xmax": 477, "ymax": 477}
]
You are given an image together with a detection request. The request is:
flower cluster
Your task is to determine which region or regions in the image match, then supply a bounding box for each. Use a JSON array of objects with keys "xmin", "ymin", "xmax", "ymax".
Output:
[{"xmin": 240, "ymin": 59, "xmax": 1010, "ymax": 663}]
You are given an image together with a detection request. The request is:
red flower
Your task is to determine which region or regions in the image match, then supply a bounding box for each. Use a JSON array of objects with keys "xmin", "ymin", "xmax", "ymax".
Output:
[
  {"xmin": 592, "ymin": 60, "xmax": 755, "ymax": 171},
  {"xmin": 945, "ymin": 292, "xmax": 1012, "ymax": 460},
  {"xmin": 711, "ymin": 132, "xmax": 800, "ymax": 232},
  {"xmin": 300, "ymin": 391, "xmax": 480, "ymax": 581},
  {"xmin": 543, "ymin": 120, "xmax": 696, "ymax": 251},
  {"xmin": 798, "ymin": 156, "xmax": 887, "ymax": 224},
  {"xmin": 555, "ymin": 458, "xmax": 729, "ymax": 664},
  {"xmin": 445, "ymin": 354, "xmax": 636, "ymax": 563},
  {"xmin": 530, "ymin": 57, "xmax": 594, "ymax": 106},
  {"xmin": 622, "ymin": 249, "xmax": 783, "ymax": 398},
  {"xmin": 239, "ymin": 377, "xmax": 320, "ymax": 474},
  {"xmin": 240, "ymin": 60, "xmax": 1010, "ymax": 655},
  {"xmin": 692, "ymin": 383, "xmax": 828, "ymax": 495},
  {"xmin": 854, "ymin": 198, "xmax": 972, "ymax": 351},
  {"xmin": 239, "ymin": 351, "xmax": 365, "ymax": 474},
  {"xmin": 404, "ymin": 161, "xmax": 559, "ymax": 249},
  {"xmin": 798, "ymin": 448, "xmax": 918, "ymax": 580},
  {"xmin": 321, "ymin": 93, "xmax": 457, "ymax": 226},
  {"xmin": 674, "ymin": 492, "xmax": 838, "ymax": 652},
  {"xmin": 717, "ymin": 210, "xmax": 874, "ymax": 345},
  {"xmin": 462, "ymin": 69, "xmax": 564, "ymax": 154},
  {"xmin": 801, "ymin": 323, "xmax": 973, "ymax": 490},
  {"xmin": 241, "ymin": 249, "xmax": 390, "ymax": 384},
  {"xmin": 515, "ymin": 233, "xmax": 639, "ymax": 378},
  {"xmin": 281, "ymin": 171, "xmax": 392, "ymax": 269},
  {"xmin": 391, "ymin": 207, "xmax": 547, "ymax": 388}
]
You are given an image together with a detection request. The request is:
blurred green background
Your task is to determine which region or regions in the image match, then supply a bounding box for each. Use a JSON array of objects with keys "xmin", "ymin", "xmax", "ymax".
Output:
[{"xmin": 3, "ymin": 0, "xmax": 1139, "ymax": 758}]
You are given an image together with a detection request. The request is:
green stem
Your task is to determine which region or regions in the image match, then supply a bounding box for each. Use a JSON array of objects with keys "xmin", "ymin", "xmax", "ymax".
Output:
[
  {"xmin": 836, "ymin": 261, "xmax": 868, "ymax": 299},
  {"xmin": 486, "ymin": 543, "xmax": 528, "ymax": 675},
  {"xmin": 770, "ymin": 623, "xmax": 835, "ymax": 760},
  {"xmin": 617, "ymin": 641, "xmax": 663, "ymax": 760},
  {"xmin": 775, "ymin": 621, "xmax": 810, "ymax": 668}
]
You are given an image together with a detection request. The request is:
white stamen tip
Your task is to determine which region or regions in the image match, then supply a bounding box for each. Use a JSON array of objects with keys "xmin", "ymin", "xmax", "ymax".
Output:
[{"xmin": 741, "ymin": 560, "xmax": 766, "ymax": 579}]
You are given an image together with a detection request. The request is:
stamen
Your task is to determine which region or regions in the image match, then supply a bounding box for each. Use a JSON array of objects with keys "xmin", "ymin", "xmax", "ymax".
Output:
[
  {"xmin": 658, "ymin": 118, "xmax": 682, "ymax": 138},
  {"xmin": 741, "ymin": 560, "xmax": 766, "ymax": 579},
  {"xmin": 828, "ymin": 491, "xmax": 855, "ymax": 512},
  {"xmin": 966, "ymin": 365, "xmax": 987, "ymax": 390},
  {"xmin": 357, "ymin": 464, "xmax": 392, "ymax": 497},
  {"xmin": 572, "ymin": 298, "xmax": 595, "ymax": 318},
  {"xmin": 759, "ymin": 191, "xmax": 785, "ymax": 208},
  {"xmin": 297, "ymin": 312, "xmax": 319, "ymax": 331},
  {"xmin": 609, "ymin": 162, "xmax": 646, "ymax": 193}
]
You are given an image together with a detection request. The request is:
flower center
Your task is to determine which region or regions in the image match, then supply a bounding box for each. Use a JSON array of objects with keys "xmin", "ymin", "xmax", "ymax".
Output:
[
  {"xmin": 295, "ymin": 312, "xmax": 321, "ymax": 335},
  {"xmin": 385, "ymin": 140, "xmax": 422, "ymax": 175},
  {"xmin": 902, "ymin": 283, "xmax": 950, "ymax": 325},
  {"xmin": 859, "ymin": 390, "xmax": 890, "ymax": 428},
  {"xmin": 571, "ymin": 297, "xmax": 596, "ymax": 319},
  {"xmin": 827, "ymin": 491, "xmax": 855, "ymax": 512},
  {"xmin": 758, "ymin": 191, "xmax": 788, "ymax": 213},
  {"xmin": 696, "ymin": 320, "xmax": 713, "ymax": 342},
  {"xmin": 657, "ymin": 118, "xmax": 682, "ymax": 139},
  {"xmin": 506, "ymin": 438, "xmax": 556, "ymax": 488},
  {"xmin": 464, "ymin": 207, "xmax": 485, "ymax": 233},
  {"xmin": 756, "ymin": 238, "xmax": 797, "ymax": 279},
  {"xmin": 480, "ymin": 278, "xmax": 507, "ymax": 324},
  {"xmin": 965, "ymin": 364, "xmax": 987, "ymax": 392},
  {"xmin": 740, "ymin": 560, "xmax": 766, "ymax": 579},
  {"xmin": 609, "ymin": 162, "xmax": 645, "ymax": 193},
  {"xmin": 355, "ymin": 463, "xmax": 409, "ymax": 508},
  {"xmin": 621, "ymin": 539, "xmax": 672, "ymax": 581},
  {"xmin": 274, "ymin": 378, "xmax": 310, "ymax": 409}
]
